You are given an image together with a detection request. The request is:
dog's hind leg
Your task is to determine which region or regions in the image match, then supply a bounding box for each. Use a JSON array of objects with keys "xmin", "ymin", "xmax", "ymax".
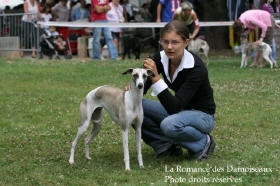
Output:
[
  {"xmin": 204, "ymin": 47, "xmax": 210, "ymax": 66},
  {"xmin": 69, "ymin": 99, "xmax": 93, "ymax": 164},
  {"xmin": 69, "ymin": 116, "xmax": 92, "ymax": 164},
  {"xmin": 263, "ymin": 55, "xmax": 273, "ymax": 68},
  {"xmin": 85, "ymin": 107, "xmax": 104, "ymax": 160},
  {"xmin": 270, "ymin": 54, "xmax": 278, "ymax": 68},
  {"xmin": 122, "ymin": 128, "xmax": 130, "ymax": 171}
]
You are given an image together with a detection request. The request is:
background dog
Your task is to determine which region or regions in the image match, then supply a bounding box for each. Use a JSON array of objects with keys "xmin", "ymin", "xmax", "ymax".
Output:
[
  {"xmin": 122, "ymin": 35, "xmax": 141, "ymax": 60},
  {"xmin": 188, "ymin": 38, "xmax": 210, "ymax": 65},
  {"xmin": 239, "ymin": 34, "xmax": 278, "ymax": 69}
]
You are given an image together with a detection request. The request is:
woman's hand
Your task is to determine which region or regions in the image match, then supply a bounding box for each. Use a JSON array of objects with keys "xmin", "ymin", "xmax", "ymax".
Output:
[
  {"xmin": 124, "ymin": 85, "xmax": 130, "ymax": 91},
  {"xmin": 143, "ymin": 58, "xmax": 160, "ymax": 83},
  {"xmin": 255, "ymin": 38, "xmax": 263, "ymax": 45}
]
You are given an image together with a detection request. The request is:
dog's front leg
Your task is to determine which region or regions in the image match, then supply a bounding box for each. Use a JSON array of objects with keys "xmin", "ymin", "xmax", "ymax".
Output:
[
  {"xmin": 122, "ymin": 128, "xmax": 130, "ymax": 171},
  {"xmin": 241, "ymin": 54, "xmax": 246, "ymax": 68},
  {"xmin": 135, "ymin": 120, "xmax": 144, "ymax": 168}
]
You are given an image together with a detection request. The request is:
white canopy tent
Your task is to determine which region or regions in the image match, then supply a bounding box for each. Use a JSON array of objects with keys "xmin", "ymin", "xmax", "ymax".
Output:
[{"xmin": 0, "ymin": 0, "xmax": 24, "ymax": 10}]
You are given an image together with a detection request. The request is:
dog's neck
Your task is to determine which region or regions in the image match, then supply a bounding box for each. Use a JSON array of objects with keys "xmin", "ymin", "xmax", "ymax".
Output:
[{"xmin": 127, "ymin": 80, "xmax": 143, "ymax": 106}]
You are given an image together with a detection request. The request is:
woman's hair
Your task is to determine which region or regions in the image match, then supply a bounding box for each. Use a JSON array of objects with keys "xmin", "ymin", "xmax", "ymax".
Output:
[
  {"xmin": 160, "ymin": 20, "xmax": 190, "ymax": 40},
  {"xmin": 233, "ymin": 20, "xmax": 243, "ymax": 34},
  {"xmin": 181, "ymin": 1, "xmax": 193, "ymax": 10}
]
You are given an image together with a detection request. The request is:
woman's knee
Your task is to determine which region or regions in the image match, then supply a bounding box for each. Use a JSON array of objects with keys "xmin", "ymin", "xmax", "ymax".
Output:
[{"xmin": 160, "ymin": 116, "xmax": 177, "ymax": 137}]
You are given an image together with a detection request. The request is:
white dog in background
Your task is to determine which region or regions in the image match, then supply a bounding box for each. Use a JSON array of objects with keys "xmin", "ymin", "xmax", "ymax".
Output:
[
  {"xmin": 239, "ymin": 34, "xmax": 278, "ymax": 69},
  {"xmin": 188, "ymin": 38, "xmax": 210, "ymax": 65}
]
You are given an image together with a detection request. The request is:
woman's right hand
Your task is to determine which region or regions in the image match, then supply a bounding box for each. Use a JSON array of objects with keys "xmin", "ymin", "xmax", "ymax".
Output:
[{"xmin": 143, "ymin": 58, "xmax": 160, "ymax": 83}]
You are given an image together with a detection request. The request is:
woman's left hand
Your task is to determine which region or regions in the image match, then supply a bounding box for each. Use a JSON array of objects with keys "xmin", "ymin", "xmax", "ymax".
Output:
[{"xmin": 143, "ymin": 58, "xmax": 160, "ymax": 83}]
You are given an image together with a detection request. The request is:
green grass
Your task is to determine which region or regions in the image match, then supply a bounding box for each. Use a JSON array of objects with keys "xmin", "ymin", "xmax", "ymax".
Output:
[{"xmin": 0, "ymin": 56, "xmax": 279, "ymax": 185}]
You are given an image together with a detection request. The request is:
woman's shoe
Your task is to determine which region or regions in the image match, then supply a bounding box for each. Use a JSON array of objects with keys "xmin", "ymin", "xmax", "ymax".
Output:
[
  {"xmin": 250, "ymin": 63, "xmax": 258, "ymax": 67},
  {"xmin": 258, "ymin": 64, "xmax": 265, "ymax": 68}
]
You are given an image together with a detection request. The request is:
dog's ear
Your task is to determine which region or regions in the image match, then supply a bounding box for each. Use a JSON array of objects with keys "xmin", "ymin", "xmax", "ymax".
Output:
[
  {"xmin": 147, "ymin": 69, "xmax": 155, "ymax": 77},
  {"xmin": 122, "ymin": 68, "xmax": 134, "ymax": 75}
]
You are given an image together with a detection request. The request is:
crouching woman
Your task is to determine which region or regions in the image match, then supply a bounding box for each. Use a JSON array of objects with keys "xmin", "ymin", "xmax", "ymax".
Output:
[{"xmin": 142, "ymin": 20, "xmax": 216, "ymax": 160}]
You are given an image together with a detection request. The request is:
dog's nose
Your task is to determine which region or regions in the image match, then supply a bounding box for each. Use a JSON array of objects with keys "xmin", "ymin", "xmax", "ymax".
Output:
[{"xmin": 138, "ymin": 83, "xmax": 143, "ymax": 89}]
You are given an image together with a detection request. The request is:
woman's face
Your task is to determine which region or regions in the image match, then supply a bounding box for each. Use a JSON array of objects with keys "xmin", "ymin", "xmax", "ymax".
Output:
[
  {"xmin": 183, "ymin": 9, "xmax": 192, "ymax": 17},
  {"xmin": 161, "ymin": 31, "xmax": 189, "ymax": 61}
]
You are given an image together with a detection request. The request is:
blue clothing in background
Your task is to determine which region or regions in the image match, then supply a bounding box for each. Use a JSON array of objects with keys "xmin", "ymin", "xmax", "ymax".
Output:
[
  {"xmin": 71, "ymin": 7, "xmax": 90, "ymax": 21},
  {"xmin": 159, "ymin": 0, "xmax": 180, "ymax": 22}
]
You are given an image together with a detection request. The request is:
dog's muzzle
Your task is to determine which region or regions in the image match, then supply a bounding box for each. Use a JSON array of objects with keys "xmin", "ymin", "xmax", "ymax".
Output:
[{"xmin": 137, "ymin": 83, "xmax": 143, "ymax": 89}]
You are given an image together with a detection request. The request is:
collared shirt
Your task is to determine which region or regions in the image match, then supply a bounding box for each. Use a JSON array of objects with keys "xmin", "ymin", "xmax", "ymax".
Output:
[{"xmin": 144, "ymin": 50, "xmax": 216, "ymax": 115}]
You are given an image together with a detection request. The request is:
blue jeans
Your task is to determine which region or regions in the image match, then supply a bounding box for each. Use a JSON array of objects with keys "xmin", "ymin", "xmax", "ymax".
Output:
[
  {"xmin": 141, "ymin": 99, "xmax": 215, "ymax": 158},
  {"xmin": 272, "ymin": 38, "xmax": 277, "ymax": 60},
  {"xmin": 92, "ymin": 20, "xmax": 117, "ymax": 59}
]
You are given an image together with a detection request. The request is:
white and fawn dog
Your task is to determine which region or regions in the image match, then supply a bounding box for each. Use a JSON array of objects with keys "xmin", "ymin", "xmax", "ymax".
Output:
[
  {"xmin": 188, "ymin": 38, "xmax": 210, "ymax": 65},
  {"xmin": 240, "ymin": 34, "xmax": 278, "ymax": 69},
  {"xmin": 69, "ymin": 68, "xmax": 154, "ymax": 171}
]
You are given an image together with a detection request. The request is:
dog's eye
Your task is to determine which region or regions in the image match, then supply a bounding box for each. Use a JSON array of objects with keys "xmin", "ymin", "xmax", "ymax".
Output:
[
  {"xmin": 142, "ymin": 74, "xmax": 147, "ymax": 79},
  {"xmin": 133, "ymin": 74, "xmax": 139, "ymax": 79}
]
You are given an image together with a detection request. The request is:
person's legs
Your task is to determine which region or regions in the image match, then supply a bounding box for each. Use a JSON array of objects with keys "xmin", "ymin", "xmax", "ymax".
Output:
[
  {"xmin": 31, "ymin": 22, "xmax": 37, "ymax": 57},
  {"xmin": 251, "ymin": 51, "xmax": 261, "ymax": 67},
  {"xmin": 260, "ymin": 26, "xmax": 274, "ymax": 67},
  {"xmin": 103, "ymin": 27, "xmax": 117, "ymax": 59},
  {"xmin": 92, "ymin": 25, "xmax": 102, "ymax": 59},
  {"xmin": 111, "ymin": 32, "xmax": 120, "ymax": 54},
  {"xmin": 141, "ymin": 99, "xmax": 173, "ymax": 152},
  {"xmin": 160, "ymin": 110, "xmax": 215, "ymax": 158},
  {"xmin": 272, "ymin": 38, "xmax": 277, "ymax": 60}
]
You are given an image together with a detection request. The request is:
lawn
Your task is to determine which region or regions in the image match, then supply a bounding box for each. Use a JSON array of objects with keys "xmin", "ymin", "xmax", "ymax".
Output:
[{"xmin": 0, "ymin": 56, "xmax": 279, "ymax": 185}]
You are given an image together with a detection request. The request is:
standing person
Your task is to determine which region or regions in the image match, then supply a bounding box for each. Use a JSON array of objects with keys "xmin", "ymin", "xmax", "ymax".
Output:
[
  {"xmin": 173, "ymin": 1, "xmax": 200, "ymax": 39},
  {"xmin": 41, "ymin": 5, "xmax": 52, "ymax": 29},
  {"xmin": 21, "ymin": 0, "xmax": 41, "ymax": 58},
  {"xmin": 91, "ymin": 0, "xmax": 118, "ymax": 60},
  {"xmin": 51, "ymin": 0, "xmax": 70, "ymax": 22},
  {"xmin": 71, "ymin": 0, "xmax": 90, "ymax": 21},
  {"xmin": 156, "ymin": 0, "xmax": 180, "ymax": 22},
  {"xmin": 275, "ymin": 0, "xmax": 280, "ymax": 13},
  {"xmin": 233, "ymin": 9, "xmax": 280, "ymax": 67},
  {"xmin": 106, "ymin": 0, "xmax": 124, "ymax": 54},
  {"xmin": 261, "ymin": 0, "xmax": 277, "ymax": 61},
  {"xmin": 141, "ymin": 20, "xmax": 216, "ymax": 160}
]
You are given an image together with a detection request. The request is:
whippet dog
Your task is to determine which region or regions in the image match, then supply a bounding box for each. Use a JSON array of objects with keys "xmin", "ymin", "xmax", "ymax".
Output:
[
  {"xmin": 188, "ymin": 38, "xmax": 210, "ymax": 65},
  {"xmin": 240, "ymin": 34, "xmax": 278, "ymax": 69},
  {"xmin": 69, "ymin": 68, "xmax": 154, "ymax": 171}
]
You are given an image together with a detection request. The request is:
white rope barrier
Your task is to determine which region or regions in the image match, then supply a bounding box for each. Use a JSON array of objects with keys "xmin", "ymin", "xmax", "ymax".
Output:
[{"xmin": 38, "ymin": 20, "xmax": 280, "ymax": 28}]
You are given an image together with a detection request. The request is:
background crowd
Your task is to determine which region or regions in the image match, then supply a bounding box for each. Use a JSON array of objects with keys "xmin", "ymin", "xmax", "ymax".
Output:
[{"xmin": 0, "ymin": 0, "xmax": 280, "ymax": 59}]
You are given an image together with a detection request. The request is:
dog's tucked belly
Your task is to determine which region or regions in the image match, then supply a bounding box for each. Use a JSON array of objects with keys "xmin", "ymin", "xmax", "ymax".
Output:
[{"xmin": 94, "ymin": 86, "xmax": 126, "ymax": 124}]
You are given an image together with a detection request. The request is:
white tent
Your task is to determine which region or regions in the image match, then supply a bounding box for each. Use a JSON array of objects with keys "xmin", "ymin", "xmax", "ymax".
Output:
[{"xmin": 0, "ymin": 0, "xmax": 24, "ymax": 10}]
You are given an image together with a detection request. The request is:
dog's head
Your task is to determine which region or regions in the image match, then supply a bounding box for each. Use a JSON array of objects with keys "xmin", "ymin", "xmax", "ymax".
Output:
[
  {"xmin": 122, "ymin": 68, "xmax": 155, "ymax": 90},
  {"xmin": 240, "ymin": 33, "xmax": 248, "ymax": 44}
]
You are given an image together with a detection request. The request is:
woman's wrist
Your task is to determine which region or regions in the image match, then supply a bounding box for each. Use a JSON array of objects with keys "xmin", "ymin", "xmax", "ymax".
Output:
[{"xmin": 151, "ymin": 75, "xmax": 161, "ymax": 84}]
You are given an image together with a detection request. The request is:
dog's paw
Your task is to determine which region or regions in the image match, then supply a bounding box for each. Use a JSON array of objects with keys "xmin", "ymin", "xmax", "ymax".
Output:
[
  {"xmin": 69, "ymin": 160, "xmax": 74, "ymax": 165},
  {"xmin": 85, "ymin": 156, "xmax": 91, "ymax": 160}
]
